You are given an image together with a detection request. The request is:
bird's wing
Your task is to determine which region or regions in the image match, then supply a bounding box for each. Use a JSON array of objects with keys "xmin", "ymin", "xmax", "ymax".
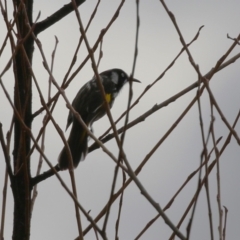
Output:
[
  {"xmin": 66, "ymin": 79, "xmax": 104, "ymax": 129},
  {"xmin": 65, "ymin": 81, "xmax": 92, "ymax": 130}
]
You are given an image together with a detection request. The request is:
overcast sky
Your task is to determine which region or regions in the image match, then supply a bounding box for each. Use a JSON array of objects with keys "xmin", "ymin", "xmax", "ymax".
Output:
[{"xmin": 1, "ymin": 1, "xmax": 240, "ymax": 239}]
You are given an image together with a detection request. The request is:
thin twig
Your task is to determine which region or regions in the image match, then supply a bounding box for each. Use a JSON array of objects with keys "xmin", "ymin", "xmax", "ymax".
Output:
[
  {"xmin": 206, "ymin": 80, "xmax": 223, "ymax": 240},
  {"xmin": 203, "ymin": 103, "xmax": 215, "ymax": 240},
  {"xmin": 0, "ymin": 123, "xmax": 13, "ymax": 179},
  {"xmin": 222, "ymin": 206, "xmax": 228, "ymax": 240},
  {"xmin": 186, "ymin": 70, "xmax": 208, "ymax": 239},
  {"xmin": 0, "ymin": 116, "xmax": 14, "ymax": 240},
  {"xmin": 69, "ymin": 168, "xmax": 84, "ymax": 240},
  {"xmin": 0, "ymin": 168, "xmax": 8, "ymax": 240}
]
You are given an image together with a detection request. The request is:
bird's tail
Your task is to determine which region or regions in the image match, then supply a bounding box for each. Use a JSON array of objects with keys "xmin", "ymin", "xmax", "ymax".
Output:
[{"xmin": 58, "ymin": 121, "xmax": 88, "ymax": 170}]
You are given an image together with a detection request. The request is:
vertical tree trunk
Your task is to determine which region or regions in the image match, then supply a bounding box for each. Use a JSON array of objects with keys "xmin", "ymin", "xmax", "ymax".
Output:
[{"xmin": 11, "ymin": 0, "xmax": 33, "ymax": 239}]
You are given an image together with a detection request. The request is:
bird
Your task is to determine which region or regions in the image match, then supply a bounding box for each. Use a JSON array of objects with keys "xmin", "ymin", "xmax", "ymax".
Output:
[{"xmin": 58, "ymin": 68, "xmax": 140, "ymax": 170}]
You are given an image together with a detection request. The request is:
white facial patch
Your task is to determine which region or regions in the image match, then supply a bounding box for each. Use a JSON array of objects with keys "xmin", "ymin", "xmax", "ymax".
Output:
[{"xmin": 111, "ymin": 71, "xmax": 119, "ymax": 84}]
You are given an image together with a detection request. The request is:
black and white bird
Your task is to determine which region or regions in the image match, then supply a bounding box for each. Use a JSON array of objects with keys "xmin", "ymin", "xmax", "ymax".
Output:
[{"xmin": 58, "ymin": 68, "xmax": 140, "ymax": 170}]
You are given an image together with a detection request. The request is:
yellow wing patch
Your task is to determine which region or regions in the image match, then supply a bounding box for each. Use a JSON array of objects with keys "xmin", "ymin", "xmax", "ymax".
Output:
[{"xmin": 105, "ymin": 93, "xmax": 112, "ymax": 103}]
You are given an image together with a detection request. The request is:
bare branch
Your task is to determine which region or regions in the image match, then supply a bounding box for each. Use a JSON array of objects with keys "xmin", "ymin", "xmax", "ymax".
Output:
[
  {"xmin": 0, "ymin": 124, "xmax": 13, "ymax": 179},
  {"xmin": 34, "ymin": 0, "xmax": 86, "ymax": 35},
  {"xmin": 222, "ymin": 206, "xmax": 228, "ymax": 240},
  {"xmin": 0, "ymin": 168, "xmax": 8, "ymax": 239}
]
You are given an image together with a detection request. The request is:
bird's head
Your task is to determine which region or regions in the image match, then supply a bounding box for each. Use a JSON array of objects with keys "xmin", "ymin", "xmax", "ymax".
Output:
[{"xmin": 100, "ymin": 68, "xmax": 140, "ymax": 94}]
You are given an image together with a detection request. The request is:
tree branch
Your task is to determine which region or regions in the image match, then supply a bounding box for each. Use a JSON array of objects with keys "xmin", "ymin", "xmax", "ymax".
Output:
[
  {"xmin": 0, "ymin": 123, "xmax": 13, "ymax": 180},
  {"xmin": 34, "ymin": 0, "xmax": 86, "ymax": 35}
]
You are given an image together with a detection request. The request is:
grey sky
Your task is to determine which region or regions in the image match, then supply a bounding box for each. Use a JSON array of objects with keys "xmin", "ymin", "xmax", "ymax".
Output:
[{"xmin": 0, "ymin": 1, "xmax": 240, "ymax": 239}]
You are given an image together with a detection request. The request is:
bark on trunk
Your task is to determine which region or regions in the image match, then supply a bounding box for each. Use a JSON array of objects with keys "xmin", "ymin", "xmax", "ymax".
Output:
[{"xmin": 12, "ymin": 1, "xmax": 33, "ymax": 239}]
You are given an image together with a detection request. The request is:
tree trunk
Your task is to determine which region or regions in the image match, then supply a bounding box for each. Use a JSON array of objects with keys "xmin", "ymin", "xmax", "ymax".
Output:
[{"xmin": 11, "ymin": 0, "xmax": 33, "ymax": 239}]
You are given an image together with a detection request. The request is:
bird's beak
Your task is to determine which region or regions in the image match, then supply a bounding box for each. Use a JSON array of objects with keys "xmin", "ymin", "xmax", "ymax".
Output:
[{"xmin": 129, "ymin": 78, "xmax": 141, "ymax": 83}]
